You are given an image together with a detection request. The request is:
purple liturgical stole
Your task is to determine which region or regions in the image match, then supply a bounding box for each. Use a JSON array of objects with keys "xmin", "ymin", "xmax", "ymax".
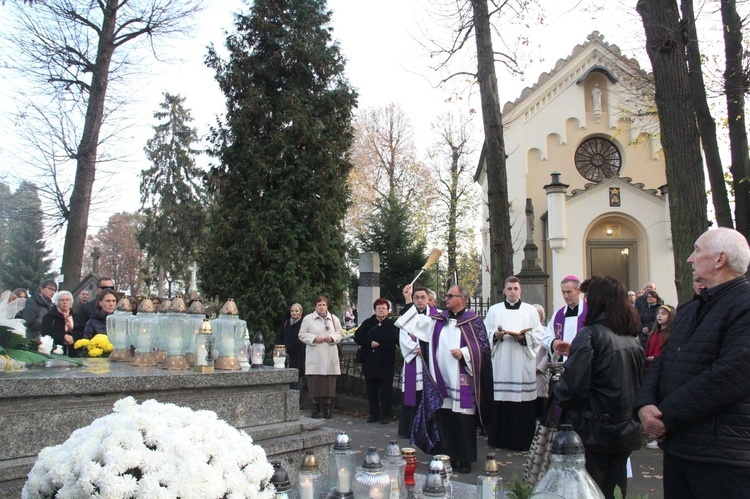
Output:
[
  {"xmin": 552, "ymin": 301, "xmax": 588, "ymax": 341},
  {"xmin": 402, "ymin": 306, "xmax": 437, "ymax": 407},
  {"xmin": 431, "ymin": 317, "xmax": 474, "ymax": 409}
]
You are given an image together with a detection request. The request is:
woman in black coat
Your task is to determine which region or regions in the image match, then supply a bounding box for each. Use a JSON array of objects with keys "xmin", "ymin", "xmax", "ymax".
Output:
[
  {"xmin": 83, "ymin": 290, "xmax": 117, "ymax": 339},
  {"xmin": 278, "ymin": 303, "xmax": 305, "ymax": 407},
  {"xmin": 553, "ymin": 276, "xmax": 644, "ymax": 499},
  {"xmin": 638, "ymin": 290, "xmax": 661, "ymax": 348},
  {"xmin": 354, "ymin": 298, "xmax": 399, "ymax": 424},
  {"xmin": 41, "ymin": 291, "xmax": 79, "ymax": 357}
]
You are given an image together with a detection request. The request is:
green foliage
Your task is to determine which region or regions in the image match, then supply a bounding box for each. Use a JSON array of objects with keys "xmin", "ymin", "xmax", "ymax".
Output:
[
  {"xmin": 506, "ymin": 471, "xmax": 533, "ymax": 499},
  {"xmin": 0, "ymin": 327, "xmax": 83, "ymax": 366},
  {"xmin": 0, "ymin": 182, "xmax": 53, "ymax": 289},
  {"xmin": 360, "ymin": 191, "xmax": 426, "ymax": 305},
  {"xmin": 199, "ymin": 0, "xmax": 357, "ymax": 337},
  {"xmin": 140, "ymin": 92, "xmax": 205, "ymax": 294},
  {"xmin": 614, "ymin": 485, "xmax": 648, "ymax": 499}
]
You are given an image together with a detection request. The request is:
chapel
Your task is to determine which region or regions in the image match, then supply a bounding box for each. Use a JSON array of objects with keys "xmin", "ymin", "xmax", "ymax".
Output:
[{"xmin": 475, "ymin": 32, "xmax": 678, "ymax": 313}]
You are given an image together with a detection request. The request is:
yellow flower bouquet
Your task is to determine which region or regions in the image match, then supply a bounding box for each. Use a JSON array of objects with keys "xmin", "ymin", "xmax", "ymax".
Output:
[{"xmin": 74, "ymin": 334, "xmax": 115, "ymax": 358}]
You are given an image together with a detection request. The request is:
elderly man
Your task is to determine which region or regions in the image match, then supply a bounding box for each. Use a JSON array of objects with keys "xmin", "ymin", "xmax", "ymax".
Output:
[
  {"xmin": 395, "ymin": 285, "xmax": 492, "ymax": 474},
  {"xmin": 542, "ymin": 275, "xmax": 587, "ymax": 359},
  {"xmin": 22, "ymin": 279, "xmax": 57, "ymax": 340},
  {"xmin": 78, "ymin": 290, "xmax": 90, "ymax": 305},
  {"xmin": 484, "ymin": 276, "xmax": 544, "ymax": 450},
  {"xmin": 398, "ymin": 284, "xmax": 439, "ymax": 438},
  {"xmin": 634, "ymin": 228, "xmax": 750, "ymax": 498}
]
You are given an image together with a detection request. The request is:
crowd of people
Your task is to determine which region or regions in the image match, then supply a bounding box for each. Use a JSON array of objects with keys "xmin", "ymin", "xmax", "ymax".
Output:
[
  {"xmin": 7, "ymin": 276, "xmax": 177, "ymax": 357},
  {"xmin": 8, "ymin": 226, "xmax": 750, "ymax": 498},
  {"xmin": 271, "ymin": 227, "xmax": 750, "ymax": 498}
]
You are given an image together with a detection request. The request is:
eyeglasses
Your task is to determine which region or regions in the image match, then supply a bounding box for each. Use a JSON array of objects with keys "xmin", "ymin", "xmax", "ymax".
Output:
[
  {"xmin": 445, "ymin": 294, "xmax": 461, "ymax": 299},
  {"xmin": 45, "ymin": 286, "xmax": 58, "ymax": 292},
  {"xmin": 99, "ymin": 285, "xmax": 115, "ymax": 290}
]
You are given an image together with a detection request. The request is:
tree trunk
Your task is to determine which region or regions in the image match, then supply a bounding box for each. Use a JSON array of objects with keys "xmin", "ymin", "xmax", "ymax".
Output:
[
  {"xmin": 471, "ymin": 0, "xmax": 514, "ymax": 303},
  {"xmin": 680, "ymin": 0, "xmax": 734, "ymax": 228},
  {"xmin": 59, "ymin": 0, "xmax": 118, "ymax": 290},
  {"xmin": 637, "ymin": 0, "xmax": 709, "ymax": 303},
  {"xmin": 720, "ymin": 0, "xmax": 750, "ymax": 242}
]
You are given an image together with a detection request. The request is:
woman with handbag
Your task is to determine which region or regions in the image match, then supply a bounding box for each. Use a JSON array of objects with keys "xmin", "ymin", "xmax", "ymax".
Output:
[{"xmin": 552, "ymin": 276, "xmax": 644, "ymax": 499}]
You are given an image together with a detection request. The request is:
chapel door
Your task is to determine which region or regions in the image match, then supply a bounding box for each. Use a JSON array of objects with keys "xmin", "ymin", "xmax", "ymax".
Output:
[{"xmin": 587, "ymin": 241, "xmax": 637, "ymax": 291}]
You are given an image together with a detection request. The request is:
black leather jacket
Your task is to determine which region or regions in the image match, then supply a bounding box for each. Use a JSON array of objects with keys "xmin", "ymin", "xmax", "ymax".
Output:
[
  {"xmin": 354, "ymin": 315, "xmax": 398, "ymax": 379},
  {"xmin": 553, "ymin": 317, "xmax": 644, "ymax": 453}
]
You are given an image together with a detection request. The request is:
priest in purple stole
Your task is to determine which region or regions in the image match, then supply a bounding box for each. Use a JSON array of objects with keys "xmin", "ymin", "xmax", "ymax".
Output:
[
  {"xmin": 395, "ymin": 285, "xmax": 493, "ymax": 475},
  {"xmin": 398, "ymin": 285, "xmax": 439, "ymax": 439},
  {"xmin": 542, "ymin": 275, "xmax": 588, "ymax": 359}
]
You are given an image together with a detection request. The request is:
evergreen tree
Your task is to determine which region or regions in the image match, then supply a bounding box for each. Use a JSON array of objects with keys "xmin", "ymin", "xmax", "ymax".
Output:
[
  {"xmin": 139, "ymin": 92, "xmax": 205, "ymax": 297},
  {"xmin": 0, "ymin": 182, "xmax": 12, "ymax": 288},
  {"xmin": 1, "ymin": 182, "xmax": 53, "ymax": 289},
  {"xmin": 360, "ymin": 191, "xmax": 426, "ymax": 306},
  {"xmin": 200, "ymin": 0, "xmax": 358, "ymax": 338}
]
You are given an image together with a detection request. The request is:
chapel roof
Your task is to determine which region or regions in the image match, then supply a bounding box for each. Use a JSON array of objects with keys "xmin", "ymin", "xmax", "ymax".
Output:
[{"xmin": 501, "ymin": 31, "xmax": 650, "ymax": 115}]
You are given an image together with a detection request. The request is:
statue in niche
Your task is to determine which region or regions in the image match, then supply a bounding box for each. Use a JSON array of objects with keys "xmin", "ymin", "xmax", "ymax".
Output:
[{"xmin": 591, "ymin": 84, "xmax": 602, "ymax": 112}]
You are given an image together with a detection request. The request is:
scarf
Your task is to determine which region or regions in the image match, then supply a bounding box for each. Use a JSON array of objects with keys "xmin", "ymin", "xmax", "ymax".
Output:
[{"xmin": 58, "ymin": 307, "xmax": 73, "ymax": 333}]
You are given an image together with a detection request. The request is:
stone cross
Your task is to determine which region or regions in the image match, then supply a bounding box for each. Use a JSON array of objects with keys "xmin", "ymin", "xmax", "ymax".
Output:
[{"xmin": 91, "ymin": 247, "xmax": 101, "ymax": 274}]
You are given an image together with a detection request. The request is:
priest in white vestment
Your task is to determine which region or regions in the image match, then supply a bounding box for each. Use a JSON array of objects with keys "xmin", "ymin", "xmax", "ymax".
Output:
[{"xmin": 483, "ymin": 276, "xmax": 544, "ymax": 450}]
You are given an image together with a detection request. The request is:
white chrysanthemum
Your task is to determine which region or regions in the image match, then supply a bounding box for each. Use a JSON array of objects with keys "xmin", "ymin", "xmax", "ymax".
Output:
[{"xmin": 23, "ymin": 397, "xmax": 274, "ymax": 499}]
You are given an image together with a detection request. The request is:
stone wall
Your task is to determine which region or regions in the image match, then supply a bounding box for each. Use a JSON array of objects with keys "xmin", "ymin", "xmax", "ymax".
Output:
[{"xmin": 0, "ymin": 363, "xmax": 337, "ymax": 497}]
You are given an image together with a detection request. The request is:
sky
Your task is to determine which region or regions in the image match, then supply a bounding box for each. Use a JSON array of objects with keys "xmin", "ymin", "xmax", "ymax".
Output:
[{"xmin": 0, "ymin": 0, "xmax": 723, "ymax": 272}]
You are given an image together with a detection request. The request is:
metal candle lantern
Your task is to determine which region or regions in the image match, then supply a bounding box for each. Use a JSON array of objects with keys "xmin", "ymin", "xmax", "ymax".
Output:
[
  {"xmin": 130, "ymin": 299, "xmax": 158, "ymax": 366},
  {"xmin": 384, "ymin": 441, "xmax": 406, "ymax": 499},
  {"xmin": 422, "ymin": 469, "xmax": 447, "ymax": 499},
  {"xmin": 251, "ymin": 330, "xmax": 265, "ymax": 369},
  {"xmin": 530, "ymin": 425, "xmax": 605, "ymax": 498},
  {"xmin": 273, "ymin": 345, "xmax": 286, "ymax": 368},
  {"xmin": 326, "ymin": 432, "xmax": 356, "ymax": 499},
  {"xmin": 269, "ymin": 461, "xmax": 292, "ymax": 499},
  {"xmin": 354, "ymin": 447, "xmax": 391, "ymax": 499},
  {"xmin": 184, "ymin": 299, "xmax": 207, "ymax": 366},
  {"xmin": 107, "ymin": 297, "xmax": 133, "ymax": 362},
  {"xmin": 434, "ymin": 454, "xmax": 452, "ymax": 497},
  {"xmin": 194, "ymin": 318, "xmax": 215, "ymax": 373},
  {"xmin": 154, "ymin": 299, "xmax": 172, "ymax": 363},
  {"xmin": 211, "ymin": 299, "xmax": 246, "ymax": 370},
  {"xmin": 161, "ymin": 297, "xmax": 189, "ymax": 370},
  {"xmin": 297, "ymin": 451, "xmax": 323, "ymax": 499},
  {"xmin": 477, "ymin": 453, "xmax": 503, "ymax": 499}
]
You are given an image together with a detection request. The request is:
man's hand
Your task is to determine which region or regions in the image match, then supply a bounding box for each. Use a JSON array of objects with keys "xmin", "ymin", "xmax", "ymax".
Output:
[
  {"xmin": 552, "ymin": 339, "xmax": 571, "ymax": 357},
  {"xmin": 450, "ymin": 349, "xmax": 463, "ymax": 360},
  {"xmin": 371, "ymin": 341, "xmax": 379, "ymax": 349},
  {"xmin": 402, "ymin": 284, "xmax": 413, "ymax": 304},
  {"xmin": 514, "ymin": 332, "xmax": 526, "ymax": 343},
  {"xmin": 638, "ymin": 404, "xmax": 667, "ymax": 440},
  {"xmin": 494, "ymin": 327, "xmax": 505, "ymax": 341}
]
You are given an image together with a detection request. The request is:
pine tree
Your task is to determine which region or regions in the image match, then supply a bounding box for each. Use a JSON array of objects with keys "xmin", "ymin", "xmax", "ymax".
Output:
[
  {"xmin": 1, "ymin": 182, "xmax": 53, "ymax": 289},
  {"xmin": 139, "ymin": 92, "xmax": 205, "ymax": 297},
  {"xmin": 360, "ymin": 191, "xmax": 426, "ymax": 306},
  {"xmin": 200, "ymin": 0, "xmax": 357, "ymax": 338}
]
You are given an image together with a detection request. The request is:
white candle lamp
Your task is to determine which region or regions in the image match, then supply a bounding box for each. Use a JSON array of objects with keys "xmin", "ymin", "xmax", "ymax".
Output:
[
  {"xmin": 384, "ymin": 441, "xmax": 406, "ymax": 499},
  {"xmin": 354, "ymin": 447, "xmax": 391, "ymax": 499},
  {"xmin": 194, "ymin": 318, "xmax": 215, "ymax": 373},
  {"xmin": 273, "ymin": 345, "xmax": 286, "ymax": 368},
  {"xmin": 298, "ymin": 451, "xmax": 323, "ymax": 499},
  {"xmin": 154, "ymin": 298, "xmax": 172, "ymax": 363},
  {"xmin": 238, "ymin": 332, "xmax": 250, "ymax": 369},
  {"xmin": 422, "ymin": 469, "xmax": 447, "ymax": 498},
  {"xmin": 326, "ymin": 432, "xmax": 356, "ymax": 499},
  {"xmin": 184, "ymin": 300, "xmax": 207, "ymax": 366},
  {"xmin": 211, "ymin": 299, "xmax": 246, "ymax": 370},
  {"xmin": 269, "ymin": 461, "xmax": 292, "ymax": 499},
  {"xmin": 130, "ymin": 299, "xmax": 158, "ymax": 367},
  {"xmin": 251, "ymin": 330, "xmax": 265, "ymax": 369},
  {"xmin": 477, "ymin": 453, "xmax": 502, "ymax": 499},
  {"xmin": 161, "ymin": 297, "xmax": 189, "ymax": 370},
  {"xmin": 107, "ymin": 297, "xmax": 133, "ymax": 362}
]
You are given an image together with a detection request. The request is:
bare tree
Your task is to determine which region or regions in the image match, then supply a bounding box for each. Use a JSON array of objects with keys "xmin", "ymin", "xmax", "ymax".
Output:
[
  {"xmin": 720, "ymin": 0, "xmax": 750, "ymax": 241},
  {"xmin": 4, "ymin": 0, "xmax": 201, "ymax": 290},
  {"xmin": 84, "ymin": 212, "xmax": 145, "ymax": 295},
  {"xmin": 637, "ymin": 0, "xmax": 709, "ymax": 302},
  {"xmin": 680, "ymin": 0, "xmax": 734, "ymax": 228},
  {"xmin": 347, "ymin": 103, "xmax": 436, "ymax": 240},
  {"xmin": 428, "ymin": 110, "xmax": 479, "ymax": 286}
]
